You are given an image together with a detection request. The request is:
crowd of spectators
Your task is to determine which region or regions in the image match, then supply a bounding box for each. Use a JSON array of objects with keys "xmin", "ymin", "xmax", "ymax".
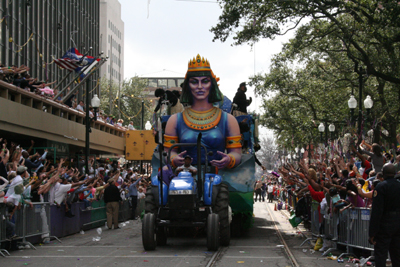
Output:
[
  {"xmin": 0, "ymin": 63, "xmax": 137, "ymax": 131},
  {"xmin": 260, "ymin": 135, "xmax": 400, "ymax": 255},
  {"xmin": 0, "ymin": 137, "xmax": 150, "ymax": 241}
]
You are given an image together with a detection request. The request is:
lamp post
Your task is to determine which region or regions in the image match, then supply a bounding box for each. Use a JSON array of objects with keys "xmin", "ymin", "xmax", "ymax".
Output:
[
  {"xmin": 319, "ymin": 122, "xmax": 335, "ymax": 163},
  {"xmin": 348, "ymin": 66, "xmax": 373, "ymax": 137},
  {"xmin": 318, "ymin": 122, "xmax": 326, "ymax": 143},
  {"xmin": 85, "ymin": 79, "xmax": 100, "ymax": 175},
  {"xmin": 329, "ymin": 123, "xmax": 335, "ymax": 139}
]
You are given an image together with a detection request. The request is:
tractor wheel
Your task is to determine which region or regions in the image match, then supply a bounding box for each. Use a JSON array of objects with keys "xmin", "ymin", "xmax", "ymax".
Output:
[
  {"xmin": 214, "ymin": 183, "xmax": 230, "ymax": 246},
  {"xmin": 142, "ymin": 213, "xmax": 156, "ymax": 250},
  {"xmin": 145, "ymin": 188, "xmax": 157, "ymax": 214},
  {"xmin": 156, "ymin": 226, "xmax": 168, "ymax": 246},
  {"xmin": 207, "ymin": 213, "xmax": 220, "ymax": 251}
]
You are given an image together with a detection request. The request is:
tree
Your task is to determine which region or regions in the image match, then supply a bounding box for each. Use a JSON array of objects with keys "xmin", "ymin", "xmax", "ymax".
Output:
[
  {"xmin": 99, "ymin": 76, "xmax": 152, "ymax": 129},
  {"xmin": 212, "ymin": 0, "xmax": 400, "ymax": 146},
  {"xmin": 212, "ymin": 0, "xmax": 400, "ymax": 84},
  {"xmin": 257, "ymin": 136, "xmax": 279, "ymax": 170}
]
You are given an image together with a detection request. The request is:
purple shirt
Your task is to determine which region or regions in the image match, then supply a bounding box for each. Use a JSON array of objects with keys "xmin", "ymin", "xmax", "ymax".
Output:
[{"xmin": 347, "ymin": 195, "xmax": 365, "ymax": 207}]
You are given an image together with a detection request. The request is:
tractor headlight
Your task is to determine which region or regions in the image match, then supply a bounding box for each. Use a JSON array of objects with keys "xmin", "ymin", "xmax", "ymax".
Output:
[{"xmin": 169, "ymin": 190, "xmax": 193, "ymax": 195}]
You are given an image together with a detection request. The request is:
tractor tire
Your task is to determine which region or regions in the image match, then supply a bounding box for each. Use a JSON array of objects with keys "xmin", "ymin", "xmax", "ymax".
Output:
[
  {"xmin": 214, "ymin": 183, "xmax": 230, "ymax": 246},
  {"xmin": 207, "ymin": 213, "xmax": 219, "ymax": 251},
  {"xmin": 156, "ymin": 226, "xmax": 168, "ymax": 246},
  {"xmin": 142, "ymin": 213, "xmax": 156, "ymax": 250},
  {"xmin": 145, "ymin": 188, "xmax": 157, "ymax": 214}
]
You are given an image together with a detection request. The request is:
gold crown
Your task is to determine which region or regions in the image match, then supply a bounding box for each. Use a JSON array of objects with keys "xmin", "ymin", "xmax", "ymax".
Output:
[
  {"xmin": 187, "ymin": 54, "xmax": 210, "ymax": 72},
  {"xmin": 186, "ymin": 54, "xmax": 220, "ymax": 83}
]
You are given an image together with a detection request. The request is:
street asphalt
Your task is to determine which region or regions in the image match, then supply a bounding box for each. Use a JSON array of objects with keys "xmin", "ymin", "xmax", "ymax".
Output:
[{"xmin": 1, "ymin": 201, "xmax": 357, "ymax": 267}]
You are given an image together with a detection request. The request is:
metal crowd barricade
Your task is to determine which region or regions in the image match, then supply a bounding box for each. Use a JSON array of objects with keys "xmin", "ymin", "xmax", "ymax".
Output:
[
  {"xmin": 347, "ymin": 208, "xmax": 373, "ymax": 251},
  {"xmin": 322, "ymin": 211, "xmax": 339, "ymax": 256},
  {"xmin": 338, "ymin": 208, "xmax": 374, "ymax": 261},
  {"xmin": 118, "ymin": 199, "xmax": 130, "ymax": 222},
  {"xmin": 300, "ymin": 200, "xmax": 321, "ymax": 246},
  {"xmin": 0, "ymin": 204, "xmax": 11, "ymax": 257},
  {"xmin": 136, "ymin": 198, "xmax": 145, "ymax": 218},
  {"xmin": 19, "ymin": 202, "xmax": 61, "ymax": 250}
]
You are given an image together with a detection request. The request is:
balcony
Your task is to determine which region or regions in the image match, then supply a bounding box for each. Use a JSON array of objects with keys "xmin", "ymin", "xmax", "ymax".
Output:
[{"xmin": 0, "ymin": 80, "xmax": 125, "ymax": 155}]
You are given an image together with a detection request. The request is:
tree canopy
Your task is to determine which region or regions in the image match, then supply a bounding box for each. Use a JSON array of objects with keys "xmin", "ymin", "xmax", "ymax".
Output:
[
  {"xmin": 212, "ymin": 0, "xmax": 400, "ymax": 149},
  {"xmin": 99, "ymin": 76, "xmax": 152, "ymax": 129}
]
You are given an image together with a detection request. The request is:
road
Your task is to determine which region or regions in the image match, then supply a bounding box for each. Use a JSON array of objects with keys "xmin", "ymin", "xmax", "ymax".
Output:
[{"xmin": 1, "ymin": 201, "xmax": 342, "ymax": 267}]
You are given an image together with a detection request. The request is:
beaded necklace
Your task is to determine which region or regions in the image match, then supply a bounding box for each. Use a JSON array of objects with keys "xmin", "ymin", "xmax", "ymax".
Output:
[{"xmin": 182, "ymin": 107, "xmax": 222, "ymax": 130}]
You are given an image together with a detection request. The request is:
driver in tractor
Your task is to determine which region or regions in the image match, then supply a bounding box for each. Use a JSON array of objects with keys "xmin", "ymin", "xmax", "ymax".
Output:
[
  {"xmin": 163, "ymin": 54, "xmax": 242, "ymax": 171},
  {"xmin": 175, "ymin": 155, "xmax": 198, "ymax": 176}
]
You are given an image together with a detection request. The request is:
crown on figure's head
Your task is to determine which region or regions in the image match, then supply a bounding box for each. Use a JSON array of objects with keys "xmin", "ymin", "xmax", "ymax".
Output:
[
  {"xmin": 185, "ymin": 54, "xmax": 220, "ymax": 83},
  {"xmin": 187, "ymin": 54, "xmax": 211, "ymax": 72}
]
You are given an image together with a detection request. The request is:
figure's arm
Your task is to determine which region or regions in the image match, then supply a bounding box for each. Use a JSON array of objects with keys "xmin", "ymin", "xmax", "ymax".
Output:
[
  {"xmin": 210, "ymin": 114, "xmax": 242, "ymax": 169},
  {"xmin": 164, "ymin": 114, "xmax": 186, "ymax": 168}
]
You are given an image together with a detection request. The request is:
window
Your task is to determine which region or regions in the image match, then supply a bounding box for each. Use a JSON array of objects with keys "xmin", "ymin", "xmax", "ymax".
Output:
[
  {"xmin": 168, "ymin": 79, "xmax": 177, "ymax": 88},
  {"xmin": 148, "ymin": 79, "xmax": 157, "ymax": 87},
  {"xmin": 158, "ymin": 79, "xmax": 167, "ymax": 87}
]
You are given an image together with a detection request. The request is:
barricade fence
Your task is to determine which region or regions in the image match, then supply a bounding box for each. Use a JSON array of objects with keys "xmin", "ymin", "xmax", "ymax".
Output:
[
  {"xmin": 0, "ymin": 204, "xmax": 11, "ymax": 257},
  {"xmin": 293, "ymin": 196, "xmax": 374, "ymax": 259},
  {"xmin": 0, "ymin": 198, "xmax": 146, "ymax": 257}
]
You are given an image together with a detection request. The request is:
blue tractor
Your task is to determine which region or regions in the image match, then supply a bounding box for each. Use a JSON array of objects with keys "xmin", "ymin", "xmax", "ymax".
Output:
[{"xmin": 142, "ymin": 133, "xmax": 230, "ymax": 251}]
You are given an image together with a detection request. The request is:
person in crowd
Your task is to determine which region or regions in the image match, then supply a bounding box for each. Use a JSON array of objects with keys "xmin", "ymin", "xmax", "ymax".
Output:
[
  {"xmin": 128, "ymin": 121, "xmax": 135, "ymax": 130},
  {"xmin": 360, "ymin": 141, "xmax": 385, "ymax": 173},
  {"xmin": 254, "ymin": 180, "xmax": 262, "ymax": 202},
  {"xmin": 137, "ymin": 187, "xmax": 146, "ymax": 199},
  {"xmin": 63, "ymin": 87, "xmax": 78, "ymax": 108},
  {"xmin": 76, "ymin": 100, "xmax": 85, "ymax": 112},
  {"xmin": 128, "ymin": 174, "xmax": 143, "ymax": 220},
  {"xmin": 104, "ymin": 178, "xmax": 122, "ymax": 229},
  {"xmin": 232, "ymin": 82, "xmax": 252, "ymax": 116},
  {"xmin": 267, "ymin": 182, "xmax": 274, "ymax": 203},
  {"xmin": 261, "ymin": 181, "xmax": 266, "ymax": 202},
  {"xmin": 369, "ymin": 163, "xmax": 400, "ymax": 267}
]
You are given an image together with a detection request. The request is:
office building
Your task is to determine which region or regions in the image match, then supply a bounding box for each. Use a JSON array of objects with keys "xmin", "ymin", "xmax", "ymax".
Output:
[{"xmin": 99, "ymin": 0, "xmax": 124, "ymax": 85}]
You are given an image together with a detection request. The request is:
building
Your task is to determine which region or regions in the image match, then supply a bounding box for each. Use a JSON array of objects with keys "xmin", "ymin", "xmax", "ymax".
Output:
[
  {"xmin": 0, "ymin": 0, "xmax": 100, "ymax": 91},
  {"xmin": 99, "ymin": 0, "xmax": 124, "ymax": 85},
  {"xmin": 140, "ymin": 77, "xmax": 184, "ymax": 106},
  {"xmin": 0, "ymin": 1, "xmax": 125, "ymax": 159}
]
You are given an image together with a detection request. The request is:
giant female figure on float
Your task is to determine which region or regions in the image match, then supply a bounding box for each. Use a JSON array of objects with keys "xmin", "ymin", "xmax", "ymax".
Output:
[{"xmin": 152, "ymin": 54, "xmax": 257, "ymax": 230}]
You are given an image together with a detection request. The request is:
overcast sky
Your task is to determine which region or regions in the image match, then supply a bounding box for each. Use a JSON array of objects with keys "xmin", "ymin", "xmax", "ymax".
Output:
[{"xmin": 119, "ymin": 0, "xmax": 292, "ymax": 138}]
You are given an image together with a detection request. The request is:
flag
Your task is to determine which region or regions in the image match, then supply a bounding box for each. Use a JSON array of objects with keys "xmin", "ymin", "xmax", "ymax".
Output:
[
  {"xmin": 76, "ymin": 59, "xmax": 100, "ymax": 83},
  {"xmin": 54, "ymin": 48, "xmax": 99, "ymax": 71}
]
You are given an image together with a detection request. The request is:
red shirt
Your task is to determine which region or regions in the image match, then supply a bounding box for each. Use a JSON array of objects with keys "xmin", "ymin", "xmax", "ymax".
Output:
[
  {"xmin": 308, "ymin": 185, "xmax": 324, "ymax": 203},
  {"xmin": 362, "ymin": 160, "xmax": 372, "ymax": 180}
]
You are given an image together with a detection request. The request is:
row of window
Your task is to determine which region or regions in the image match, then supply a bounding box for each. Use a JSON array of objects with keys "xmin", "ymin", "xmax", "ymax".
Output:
[
  {"xmin": 147, "ymin": 78, "xmax": 185, "ymax": 88},
  {"xmin": 108, "ymin": 65, "xmax": 121, "ymax": 80},
  {"xmin": 107, "ymin": 50, "xmax": 121, "ymax": 67},
  {"xmin": 108, "ymin": 35, "xmax": 121, "ymax": 51},
  {"xmin": 108, "ymin": 20, "xmax": 121, "ymax": 39}
]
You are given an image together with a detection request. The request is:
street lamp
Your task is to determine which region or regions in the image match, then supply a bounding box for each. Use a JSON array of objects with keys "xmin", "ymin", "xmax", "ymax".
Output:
[
  {"xmin": 318, "ymin": 122, "xmax": 325, "ymax": 142},
  {"xmin": 348, "ymin": 95, "xmax": 357, "ymax": 118},
  {"xmin": 364, "ymin": 95, "xmax": 373, "ymax": 116},
  {"xmin": 329, "ymin": 123, "xmax": 335, "ymax": 139},
  {"xmin": 145, "ymin": 121, "xmax": 152, "ymax": 130},
  {"xmin": 85, "ymin": 84, "xmax": 101, "ymax": 175}
]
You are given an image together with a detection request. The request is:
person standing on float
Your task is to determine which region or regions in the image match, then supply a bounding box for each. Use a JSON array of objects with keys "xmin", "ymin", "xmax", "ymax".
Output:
[{"xmin": 164, "ymin": 54, "xmax": 242, "ymax": 169}]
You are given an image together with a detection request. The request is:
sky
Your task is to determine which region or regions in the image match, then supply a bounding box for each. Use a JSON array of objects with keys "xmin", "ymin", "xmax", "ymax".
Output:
[{"xmin": 118, "ymin": 0, "xmax": 292, "ymax": 138}]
